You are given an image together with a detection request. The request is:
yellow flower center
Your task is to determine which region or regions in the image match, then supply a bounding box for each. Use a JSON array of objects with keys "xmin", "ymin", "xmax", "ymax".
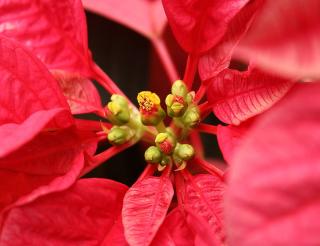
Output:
[{"xmin": 137, "ymin": 91, "xmax": 160, "ymax": 112}]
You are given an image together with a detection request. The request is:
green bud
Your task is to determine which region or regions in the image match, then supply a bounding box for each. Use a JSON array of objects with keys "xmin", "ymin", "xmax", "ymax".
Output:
[
  {"xmin": 106, "ymin": 95, "xmax": 130, "ymax": 125},
  {"xmin": 155, "ymin": 132, "xmax": 176, "ymax": 155},
  {"xmin": 172, "ymin": 80, "xmax": 188, "ymax": 97},
  {"xmin": 107, "ymin": 126, "xmax": 132, "ymax": 145},
  {"xmin": 144, "ymin": 146, "xmax": 162, "ymax": 164},
  {"xmin": 174, "ymin": 143, "xmax": 195, "ymax": 162},
  {"xmin": 160, "ymin": 155, "xmax": 170, "ymax": 166},
  {"xmin": 165, "ymin": 94, "xmax": 187, "ymax": 117},
  {"xmin": 182, "ymin": 106, "xmax": 200, "ymax": 128},
  {"xmin": 186, "ymin": 91, "xmax": 195, "ymax": 104}
]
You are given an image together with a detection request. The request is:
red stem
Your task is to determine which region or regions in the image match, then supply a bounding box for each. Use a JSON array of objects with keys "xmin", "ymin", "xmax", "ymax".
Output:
[
  {"xmin": 81, "ymin": 142, "xmax": 133, "ymax": 176},
  {"xmin": 194, "ymin": 83, "xmax": 207, "ymax": 104},
  {"xmin": 91, "ymin": 62, "xmax": 126, "ymax": 97},
  {"xmin": 196, "ymin": 123, "xmax": 217, "ymax": 135},
  {"xmin": 199, "ymin": 101, "xmax": 212, "ymax": 120},
  {"xmin": 137, "ymin": 164, "xmax": 156, "ymax": 182},
  {"xmin": 193, "ymin": 156, "xmax": 224, "ymax": 179},
  {"xmin": 152, "ymin": 38, "xmax": 179, "ymax": 84},
  {"xmin": 183, "ymin": 54, "xmax": 199, "ymax": 89}
]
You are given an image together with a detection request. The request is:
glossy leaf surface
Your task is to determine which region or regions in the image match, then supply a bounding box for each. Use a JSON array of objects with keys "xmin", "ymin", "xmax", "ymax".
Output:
[
  {"xmin": 162, "ymin": 0, "xmax": 249, "ymax": 54},
  {"xmin": 122, "ymin": 176, "xmax": 174, "ymax": 246},
  {"xmin": 207, "ymin": 68, "xmax": 294, "ymax": 125},
  {"xmin": 0, "ymin": 179, "xmax": 128, "ymax": 246},
  {"xmin": 235, "ymin": 0, "xmax": 320, "ymax": 79},
  {"xmin": 226, "ymin": 84, "xmax": 320, "ymax": 245},
  {"xmin": 0, "ymin": 0, "xmax": 93, "ymax": 76}
]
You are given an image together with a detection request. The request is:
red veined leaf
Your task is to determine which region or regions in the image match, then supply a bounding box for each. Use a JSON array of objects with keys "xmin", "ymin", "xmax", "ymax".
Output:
[
  {"xmin": 0, "ymin": 179, "xmax": 128, "ymax": 246},
  {"xmin": 52, "ymin": 70, "xmax": 103, "ymax": 115},
  {"xmin": 151, "ymin": 207, "xmax": 218, "ymax": 246},
  {"xmin": 217, "ymin": 118, "xmax": 255, "ymax": 164},
  {"xmin": 162, "ymin": 0, "xmax": 249, "ymax": 54},
  {"xmin": 83, "ymin": 0, "xmax": 166, "ymax": 39},
  {"xmin": 207, "ymin": 68, "xmax": 295, "ymax": 125},
  {"xmin": 0, "ymin": 0, "xmax": 93, "ymax": 76},
  {"xmin": 184, "ymin": 174, "xmax": 225, "ymax": 244},
  {"xmin": 0, "ymin": 108, "xmax": 70, "ymax": 158},
  {"xmin": 235, "ymin": 0, "xmax": 320, "ymax": 79},
  {"xmin": 151, "ymin": 208, "xmax": 194, "ymax": 246},
  {"xmin": 226, "ymin": 83, "xmax": 320, "ymax": 245},
  {"xmin": 0, "ymin": 127, "xmax": 94, "ymax": 212},
  {"xmin": 198, "ymin": 0, "xmax": 261, "ymax": 81},
  {"xmin": 122, "ymin": 176, "xmax": 174, "ymax": 246},
  {"xmin": 0, "ymin": 35, "xmax": 72, "ymax": 126}
]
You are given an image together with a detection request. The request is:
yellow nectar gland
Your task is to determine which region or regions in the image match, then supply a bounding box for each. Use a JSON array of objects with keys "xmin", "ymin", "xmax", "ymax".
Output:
[{"xmin": 137, "ymin": 91, "xmax": 160, "ymax": 113}]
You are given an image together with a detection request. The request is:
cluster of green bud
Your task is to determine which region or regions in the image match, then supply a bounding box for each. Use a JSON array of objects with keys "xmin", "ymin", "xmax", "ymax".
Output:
[
  {"xmin": 165, "ymin": 80, "xmax": 200, "ymax": 129},
  {"xmin": 144, "ymin": 129, "xmax": 194, "ymax": 171},
  {"xmin": 104, "ymin": 94, "xmax": 144, "ymax": 146}
]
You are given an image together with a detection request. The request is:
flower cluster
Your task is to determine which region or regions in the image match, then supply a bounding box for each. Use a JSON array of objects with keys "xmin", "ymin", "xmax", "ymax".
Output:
[{"xmin": 0, "ymin": 0, "xmax": 320, "ymax": 245}]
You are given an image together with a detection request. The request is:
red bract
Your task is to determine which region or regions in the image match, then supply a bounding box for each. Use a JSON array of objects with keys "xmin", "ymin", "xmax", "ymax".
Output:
[
  {"xmin": 226, "ymin": 84, "xmax": 320, "ymax": 245},
  {"xmin": 122, "ymin": 175, "xmax": 174, "ymax": 246},
  {"xmin": 235, "ymin": 0, "xmax": 320, "ymax": 79},
  {"xmin": 162, "ymin": 0, "xmax": 249, "ymax": 54},
  {"xmin": 0, "ymin": 179, "xmax": 128, "ymax": 245},
  {"xmin": 82, "ymin": 0, "xmax": 167, "ymax": 40},
  {"xmin": 0, "ymin": 0, "xmax": 92, "ymax": 77},
  {"xmin": 207, "ymin": 68, "xmax": 295, "ymax": 125},
  {"xmin": 198, "ymin": 0, "xmax": 261, "ymax": 81},
  {"xmin": 0, "ymin": 35, "xmax": 98, "ymax": 218},
  {"xmin": 52, "ymin": 70, "xmax": 103, "ymax": 115}
]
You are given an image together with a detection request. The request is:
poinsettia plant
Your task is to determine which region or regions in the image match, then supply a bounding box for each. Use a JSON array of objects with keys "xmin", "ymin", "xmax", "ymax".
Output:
[{"xmin": 0, "ymin": 0, "xmax": 320, "ymax": 245}]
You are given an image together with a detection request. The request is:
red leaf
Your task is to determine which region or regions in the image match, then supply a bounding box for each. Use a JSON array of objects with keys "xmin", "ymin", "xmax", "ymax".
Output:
[
  {"xmin": 83, "ymin": 0, "xmax": 166, "ymax": 39},
  {"xmin": 0, "ymin": 179, "xmax": 128, "ymax": 245},
  {"xmin": 235, "ymin": 0, "xmax": 320, "ymax": 79},
  {"xmin": 0, "ymin": 127, "xmax": 92, "ymax": 212},
  {"xmin": 0, "ymin": 0, "xmax": 93, "ymax": 76},
  {"xmin": 151, "ymin": 208, "xmax": 195, "ymax": 246},
  {"xmin": 151, "ymin": 207, "xmax": 218, "ymax": 246},
  {"xmin": 207, "ymin": 68, "xmax": 294, "ymax": 125},
  {"xmin": 198, "ymin": 0, "xmax": 261, "ymax": 80},
  {"xmin": 122, "ymin": 176, "xmax": 174, "ymax": 246},
  {"xmin": 184, "ymin": 174, "xmax": 225, "ymax": 243},
  {"xmin": 52, "ymin": 70, "xmax": 103, "ymax": 115},
  {"xmin": 0, "ymin": 108, "xmax": 70, "ymax": 158},
  {"xmin": 226, "ymin": 83, "xmax": 320, "ymax": 245},
  {"xmin": 217, "ymin": 119, "xmax": 254, "ymax": 164},
  {"xmin": 0, "ymin": 35, "xmax": 72, "ymax": 126},
  {"xmin": 162, "ymin": 0, "xmax": 249, "ymax": 54}
]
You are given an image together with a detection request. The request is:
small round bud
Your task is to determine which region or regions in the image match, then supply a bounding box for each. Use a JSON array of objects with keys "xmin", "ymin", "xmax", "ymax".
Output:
[
  {"xmin": 165, "ymin": 94, "xmax": 187, "ymax": 117},
  {"xmin": 174, "ymin": 143, "xmax": 194, "ymax": 162},
  {"xmin": 155, "ymin": 132, "xmax": 176, "ymax": 155},
  {"xmin": 144, "ymin": 146, "xmax": 162, "ymax": 164},
  {"xmin": 107, "ymin": 126, "xmax": 132, "ymax": 145},
  {"xmin": 172, "ymin": 80, "xmax": 188, "ymax": 97},
  {"xmin": 105, "ymin": 95, "xmax": 130, "ymax": 125},
  {"xmin": 182, "ymin": 106, "xmax": 200, "ymax": 128}
]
